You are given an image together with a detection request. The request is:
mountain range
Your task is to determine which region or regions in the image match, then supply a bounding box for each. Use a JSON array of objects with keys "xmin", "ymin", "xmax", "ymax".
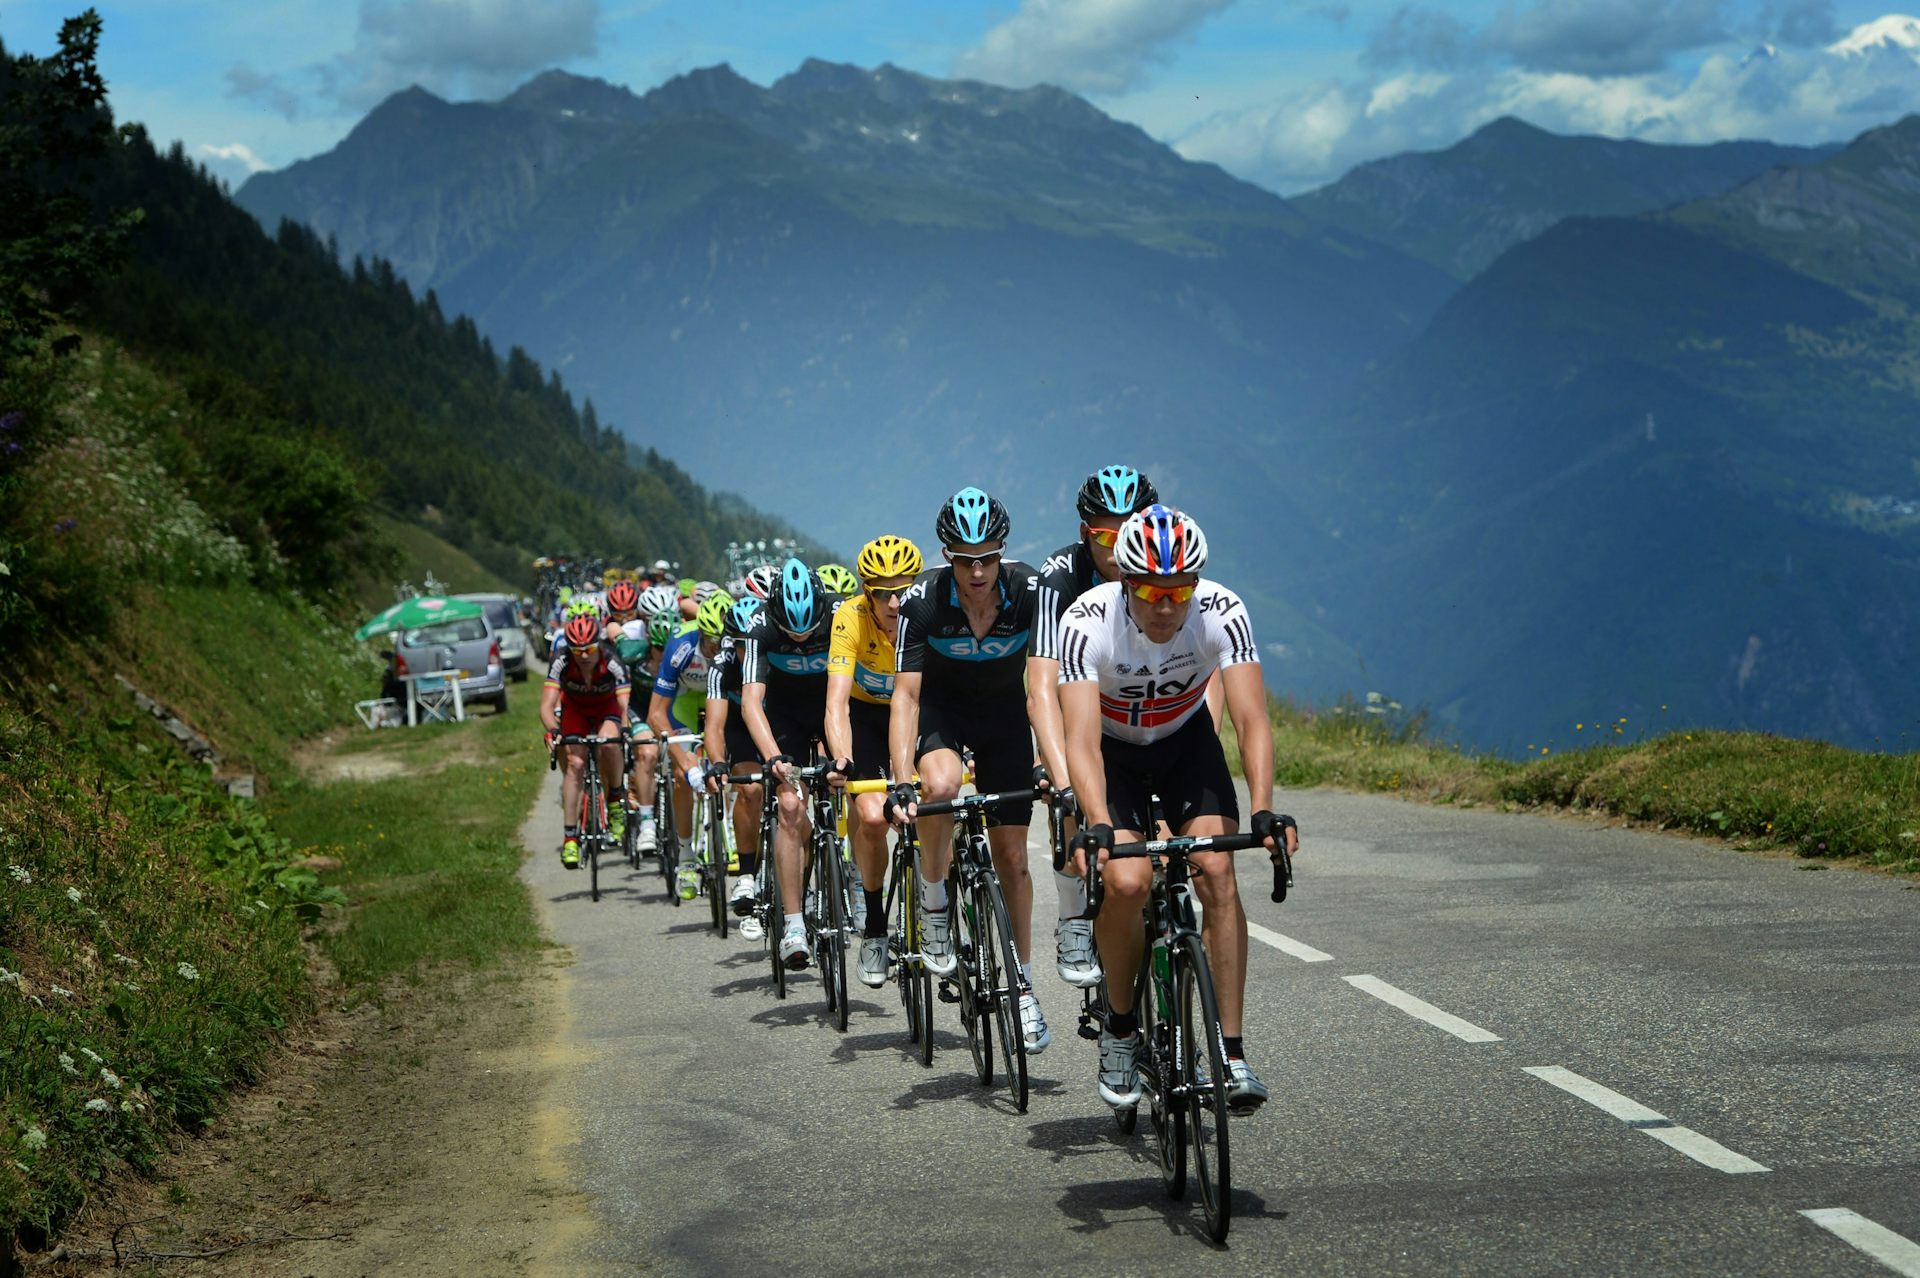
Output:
[{"xmin": 237, "ymin": 58, "xmax": 1920, "ymax": 752}]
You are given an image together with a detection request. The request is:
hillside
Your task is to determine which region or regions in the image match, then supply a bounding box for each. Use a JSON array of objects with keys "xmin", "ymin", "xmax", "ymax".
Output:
[
  {"xmin": 1263, "ymin": 126, "xmax": 1920, "ymax": 751},
  {"xmin": 1292, "ymin": 116, "xmax": 1835, "ymax": 279},
  {"xmin": 234, "ymin": 64, "xmax": 1455, "ymax": 559}
]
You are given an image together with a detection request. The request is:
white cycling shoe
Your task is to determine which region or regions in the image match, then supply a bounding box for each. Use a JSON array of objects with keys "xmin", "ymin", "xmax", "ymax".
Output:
[
  {"xmin": 1054, "ymin": 917, "xmax": 1101, "ymax": 988},
  {"xmin": 1019, "ymin": 991, "xmax": 1051, "ymax": 1054}
]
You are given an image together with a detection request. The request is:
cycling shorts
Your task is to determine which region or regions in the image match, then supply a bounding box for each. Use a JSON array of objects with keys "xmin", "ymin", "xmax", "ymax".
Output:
[
  {"xmin": 723, "ymin": 707, "xmax": 761, "ymax": 768},
  {"xmin": 764, "ymin": 699, "xmax": 822, "ymax": 769},
  {"xmin": 1100, "ymin": 711, "xmax": 1238, "ymax": 835},
  {"xmin": 668, "ymin": 690, "xmax": 707, "ymax": 732},
  {"xmin": 914, "ymin": 692, "xmax": 1033, "ymax": 828},
  {"xmin": 560, "ymin": 695, "xmax": 624, "ymax": 739},
  {"xmin": 847, "ymin": 698, "xmax": 890, "ymax": 782}
]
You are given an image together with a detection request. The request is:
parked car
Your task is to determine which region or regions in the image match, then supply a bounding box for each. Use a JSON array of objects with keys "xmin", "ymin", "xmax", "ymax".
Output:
[
  {"xmin": 381, "ymin": 615, "xmax": 509, "ymax": 715},
  {"xmin": 455, "ymin": 593, "xmax": 532, "ymax": 682}
]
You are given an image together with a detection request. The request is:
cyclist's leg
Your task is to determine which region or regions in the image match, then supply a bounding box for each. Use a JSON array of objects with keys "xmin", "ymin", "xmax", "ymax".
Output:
[
  {"xmin": 910, "ymin": 700, "xmax": 966, "ymax": 888},
  {"xmin": 630, "ymin": 730, "xmax": 658, "ymax": 809},
  {"xmin": 1090, "ymin": 736, "xmax": 1156, "ymax": 1018},
  {"xmin": 595, "ymin": 720, "xmax": 624, "ymax": 816},
  {"xmin": 847, "ymin": 699, "xmax": 891, "ymax": 935},
  {"xmin": 971, "ymin": 704, "xmax": 1039, "ymax": 967},
  {"xmin": 561, "ymin": 743, "xmax": 587, "ymax": 830}
]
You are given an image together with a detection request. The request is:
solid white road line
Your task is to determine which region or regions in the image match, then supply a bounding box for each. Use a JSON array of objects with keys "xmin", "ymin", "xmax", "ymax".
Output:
[
  {"xmin": 1344, "ymin": 975, "xmax": 1502, "ymax": 1042},
  {"xmin": 1522, "ymin": 1066, "xmax": 1770, "ymax": 1174},
  {"xmin": 1800, "ymin": 1209, "xmax": 1920, "ymax": 1277},
  {"xmin": 1247, "ymin": 921, "xmax": 1333, "ymax": 962}
]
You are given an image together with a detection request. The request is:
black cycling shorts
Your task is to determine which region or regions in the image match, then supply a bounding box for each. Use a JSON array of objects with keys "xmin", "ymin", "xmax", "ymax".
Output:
[
  {"xmin": 847, "ymin": 698, "xmax": 890, "ymax": 782},
  {"xmin": 1100, "ymin": 712, "xmax": 1239, "ymax": 835},
  {"xmin": 915, "ymin": 692, "xmax": 1034, "ymax": 828},
  {"xmin": 764, "ymin": 699, "xmax": 823, "ymax": 769}
]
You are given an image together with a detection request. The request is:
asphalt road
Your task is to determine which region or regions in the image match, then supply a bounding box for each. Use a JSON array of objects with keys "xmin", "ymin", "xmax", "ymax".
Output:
[{"xmin": 521, "ymin": 777, "xmax": 1920, "ymax": 1276}]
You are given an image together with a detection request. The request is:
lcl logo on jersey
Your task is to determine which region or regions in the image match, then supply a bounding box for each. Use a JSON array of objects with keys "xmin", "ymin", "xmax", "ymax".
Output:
[{"xmin": 1116, "ymin": 670, "xmax": 1205, "ymax": 700}]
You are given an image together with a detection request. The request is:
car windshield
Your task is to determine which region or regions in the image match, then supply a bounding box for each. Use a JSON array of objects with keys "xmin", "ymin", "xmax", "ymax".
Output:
[
  {"xmin": 402, "ymin": 618, "xmax": 487, "ymax": 647},
  {"xmin": 483, "ymin": 602, "xmax": 517, "ymax": 629}
]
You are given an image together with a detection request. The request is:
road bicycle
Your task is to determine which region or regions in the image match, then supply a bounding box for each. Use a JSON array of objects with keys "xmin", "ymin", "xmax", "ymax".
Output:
[
  {"xmin": 791, "ymin": 763, "xmax": 856, "ymax": 1031},
  {"xmin": 1068, "ymin": 812, "xmax": 1294, "ymax": 1244},
  {"xmin": 849, "ymin": 779, "xmax": 935, "ymax": 1064},
  {"xmin": 653, "ymin": 731, "xmax": 704, "ymax": 904},
  {"xmin": 914, "ymin": 784, "xmax": 1038, "ymax": 1112},
  {"xmin": 550, "ymin": 733, "xmax": 622, "ymax": 904}
]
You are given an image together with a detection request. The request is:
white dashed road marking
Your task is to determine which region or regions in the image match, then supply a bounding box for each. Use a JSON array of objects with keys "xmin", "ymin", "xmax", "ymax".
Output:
[
  {"xmin": 1800, "ymin": 1209, "xmax": 1920, "ymax": 1277},
  {"xmin": 1343, "ymin": 974, "xmax": 1502, "ymax": 1043},
  {"xmin": 1247, "ymin": 921, "xmax": 1333, "ymax": 962},
  {"xmin": 1522, "ymin": 1066, "xmax": 1770, "ymax": 1174}
]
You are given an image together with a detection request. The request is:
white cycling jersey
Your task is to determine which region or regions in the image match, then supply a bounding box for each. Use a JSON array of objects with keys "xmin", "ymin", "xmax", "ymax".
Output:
[{"xmin": 1054, "ymin": 579, "xmax": 1258, "ymax": 745}]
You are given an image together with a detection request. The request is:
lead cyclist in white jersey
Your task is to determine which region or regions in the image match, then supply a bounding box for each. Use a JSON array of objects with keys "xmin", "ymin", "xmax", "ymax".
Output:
[{"xmin": 1057, "ymin": 504, "xmax": 1300, "ymax": 1115}]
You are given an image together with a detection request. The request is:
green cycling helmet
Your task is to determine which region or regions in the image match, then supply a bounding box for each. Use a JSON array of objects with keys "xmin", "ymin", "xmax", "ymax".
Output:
[
  {"xmin": 564, "ymin": 597, "xmax": 600, "ymax": 620},
  {"xmin": 695, "ymin": 591, "xmax": 733, "ymax": 639},
  {"xmin": 816, "ymin": 563, "xmax": 859, "ymax": 596},
  {"xmin": 648, "ymin": 614, "xmax": 677, "ymax": 648}
]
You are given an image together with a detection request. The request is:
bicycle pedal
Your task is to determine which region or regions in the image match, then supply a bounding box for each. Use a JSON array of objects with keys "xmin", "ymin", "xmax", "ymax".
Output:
[
  {"xmin": 937, "ymin": 980, "xmax": 961, "ymax": 1004},
  {"xmin": 1077, "ymin": 1015, "xmax": 1100, "ymax": 1041}
]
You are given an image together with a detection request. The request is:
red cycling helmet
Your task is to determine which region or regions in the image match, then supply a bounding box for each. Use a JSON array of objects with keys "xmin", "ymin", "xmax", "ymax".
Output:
[
  {"xmin": 563, "ymin": 614, "xmax": 602, "ymax": 649},
  {"xmin": 605, "ymin": 580, "xmax": 639, "ymax": 614}
]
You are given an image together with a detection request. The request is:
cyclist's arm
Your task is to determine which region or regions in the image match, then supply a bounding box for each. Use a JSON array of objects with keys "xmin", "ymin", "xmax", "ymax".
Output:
[
  {"xmin": 888, "ymin": 670, "xmax": 922, "ymax": 781},
  {"xmin": 703, "ymin": 696, "xmax": 729, "ymax": 774},
  {"xmin": 824, "ymin": 673, "xmax": 855, "ymax": 767},
  {"xmin": 1207, "ymin": 672, "xmax": 1227, "ymax": 732},
  {"xmin": 614, "ymin": 685, "xmax": 631, "ymax": 730},
  {"xmin": 1026, "ymin": 655, "xmax": 1068, "ymax": 786},
  {"xmin": 742, "ymin": 681, "xmax": 781, "ymax": 768},
  {"xmin": 1060, "ymin": 679, "xmax": 1109, "ymax": 827},
  {"xmin": 539, "ymin": 683, "xmax": 562, "ymax": 733},
  {"xmin": 646, "ymin": 688, "xmax": 674, "ymax": 743},
  {"xmin": 1221, "ymin": 662, "xmax": 1275, "ymax": 818}
]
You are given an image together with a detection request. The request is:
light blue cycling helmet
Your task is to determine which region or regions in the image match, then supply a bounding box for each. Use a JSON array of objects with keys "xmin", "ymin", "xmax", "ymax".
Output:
[
  {"xmin": 935, "ymin": 486, "xmax": 1010, "ymax": 547},
  {"xmin": 1077, "ymin": 465, "xmax": 1159, "ymax": 521},
  {"xmin": 769, "ymin": 558, "xmax": 823, "ymax": 635},
  {"xmin": 726, "ymin": 596, "xmax": 761, "ymax": 638}
]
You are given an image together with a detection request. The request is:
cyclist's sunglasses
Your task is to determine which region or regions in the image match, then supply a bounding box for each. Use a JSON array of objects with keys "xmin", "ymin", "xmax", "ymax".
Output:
[
  {"xmin": 1124, "ymin": 578, "xmax": 1197, "ymax": 604},
  {"xmin": 1081, "ymin": 525, "xmax": 1121, "ymax": 548},
  {"xmin": 945, "ymin": 549, "xmax": 1002, "ymax": 568},
  {"xmin": 865, "ymin": 584, "xmax": 912, "ymax": 601}
]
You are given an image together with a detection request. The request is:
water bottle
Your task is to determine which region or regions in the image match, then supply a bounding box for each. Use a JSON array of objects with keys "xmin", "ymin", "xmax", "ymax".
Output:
[{"xmin": 1151, "ymin": 935, "xmax": 1172, "ymax": 1017}]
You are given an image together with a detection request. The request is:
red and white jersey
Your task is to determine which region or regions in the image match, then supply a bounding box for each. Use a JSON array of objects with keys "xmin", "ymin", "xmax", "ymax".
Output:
[{"xmin": 1055, "ymin": 579, "xmax": 1258, "ymax": 744}]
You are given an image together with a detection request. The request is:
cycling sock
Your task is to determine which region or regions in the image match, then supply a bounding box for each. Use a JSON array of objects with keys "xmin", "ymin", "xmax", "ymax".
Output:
[
  {"xmin": 1225, "ymin": 1036, "xmax": 1244, "ymax": 1060},
  {"xmin": 863, "ymin": 889, "xmax": 885, "ymax": 937},
  {"xmin": 783, "ymin": 912, "xmax": 803, "ymax": 934},
  {"xmin": 563, "ymin": 825, "xmax": 580, "ymax": 839},
  {"xmin": 1055, "ymin": 870, "xmax": 1087, "ymax": 919},
  {"xmin": 1108, "ymin": 1010, "xmax": 1139, "ymax": 1038},
  {"xmin": 737, "ymin": 855, "xmax": 758, "ymax": 875},
  {"xmin": 1019, "ymin": 961, "xmax": 1033, "ymax": 989},
  {"xmin": 921, "ymin": 879, "xmax": 949, "ymax": 911}
]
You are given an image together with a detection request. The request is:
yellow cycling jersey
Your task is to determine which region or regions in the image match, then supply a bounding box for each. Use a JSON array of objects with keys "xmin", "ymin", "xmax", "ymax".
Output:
[{"xmin": 827, "ymin": 594, "xmax": 897, "ymax": 705}]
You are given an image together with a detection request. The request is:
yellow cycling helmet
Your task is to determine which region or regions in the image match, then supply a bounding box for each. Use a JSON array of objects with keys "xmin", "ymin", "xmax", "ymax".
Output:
[
  {"xmin": 856, "ymin": 535, "xmax": 923, "ymax": 582},
  {"xmin": 695, "ymin": 590, "xmax": 734, "ymax": 639}
]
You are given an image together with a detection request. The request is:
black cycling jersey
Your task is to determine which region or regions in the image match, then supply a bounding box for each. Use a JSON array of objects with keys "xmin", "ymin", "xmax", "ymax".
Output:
[
  {"xmin": 1031, "ymin": 539, "xmax": 1103, "ymax": 661},
  {"xmin": 707, "ymin": 638, "xmax": 742, "ymax": 705},
  {"xmin": 740, "ymin": 595, "xmax": 844, "ymax": 720},
  {"xmin": 895, "ymin": 562, "xmax": 1039, "ymax": 698}
]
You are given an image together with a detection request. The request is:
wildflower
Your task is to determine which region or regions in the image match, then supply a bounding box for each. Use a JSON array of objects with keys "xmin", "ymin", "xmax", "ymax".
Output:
[
  {"xmin": 1575, "ymin": 723, "xmax": 1583, "ymax": 730},
  {"xmin": 175, "ymin": 962, "xmax": 200, "ymax": 982},
  {"xmin": 100, "ymin": 1069, "xmax": 122, "ymax": 1090},
  {"xmin": 50, "ymin": 985, "xmax": 72, "ymax": 999},
  {"xmin": 122, "ymin": 981, "xmax": 140, "ymax": 992},
  {"xmin": 112, "ymin": 954, "xmax": 136, "ymax": 966},
  {"xmin": 84, "ymin": 1099, "xmax": 110, "ymax": 1114},
  {"xmin": 254, "ymin": 900, "xmax": 269, "ymax": 911},
  {"xmin": 7, "ymin": 865, "xmax": 28, "ymax": 884},
  {"xmin": 21, "ymin": 1125, "xmax": 46, "ymax": 1152},
  {"xmin": 78, "ymin": 1047, "xmax": 101, "ymax": 1063},
  {"xmin": 1541, "ymin": 747, "xmax": 1550, "ymax": 756},
  {"xmin": 53, "ymin": 517, "xmax": 76, "ymax": 535},
  {"xmin": 65, "ymin": 887, "xmax": 81, "ymax": 904},
  {"xmin": 59, "ymin": 1054, "xmax": 78, "ymax": 1075}
]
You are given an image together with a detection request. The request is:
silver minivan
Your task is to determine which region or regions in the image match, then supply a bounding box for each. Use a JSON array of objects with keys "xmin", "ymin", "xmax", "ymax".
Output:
[
  {"xmin": 385, "ymin": 614, "xmax": 509, "ymax": 714},
  {"xmin": 456, "ymin": 593, "xmax": 532, "ymax": 682}
]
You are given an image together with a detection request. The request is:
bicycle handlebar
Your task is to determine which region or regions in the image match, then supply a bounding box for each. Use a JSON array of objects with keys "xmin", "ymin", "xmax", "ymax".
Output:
[
  {"xmin": 1086, "ymin": 832, "xmax": 1295, "ymax": 915},
  {"xmin": 915, "ymin": 787, "xmax": 1038, "ymax": 818},
  {"xmin": 549, "ymin": 733, "xmax": 621, "ymax": 770}
]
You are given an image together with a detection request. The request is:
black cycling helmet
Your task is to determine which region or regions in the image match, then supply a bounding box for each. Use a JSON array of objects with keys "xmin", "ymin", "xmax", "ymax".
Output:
[
  {"xmin": 935, "ymin": 486, "xmax": 1011, "ymax": 548},
  {"xmin": 1076, "ymin": 464, "xmax": 1159, "ymax": 522}
]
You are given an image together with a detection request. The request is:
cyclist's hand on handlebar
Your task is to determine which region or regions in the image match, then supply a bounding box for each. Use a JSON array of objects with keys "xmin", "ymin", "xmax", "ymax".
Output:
[
  {"xmin": 767, "ymin": 754, "xmax": 794, "ymax": 784},
  {"xmin": 884, "ymin": 782, "xmax": 918, "ymax": 826},
  {"xmin": 1070, "ymin": 821, "xmax": 1113, "ymax": 877},
  {"xmin": 826, "ymin": 757, "xmax": 853, "ymax": 789},
  {"xmin": 1251, "ymin": 810, "xmax": 1299, "ymax": 857},
  {"xmin": 1049, "ymin": 786, "xmax": 1077, "ymax": 819},
  {"xmin": 703, "ymin": 768, "xmax": 724, "ymax": 795},
  {"xmin": 1031, "ymin": 762, "xmax": 1053, "ymax": 794}
]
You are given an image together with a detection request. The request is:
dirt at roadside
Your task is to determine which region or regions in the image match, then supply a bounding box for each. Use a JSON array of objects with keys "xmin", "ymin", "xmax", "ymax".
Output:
[{"xmin": 43, "ymin": 953, "xmax": 595, "ymax": 1277}]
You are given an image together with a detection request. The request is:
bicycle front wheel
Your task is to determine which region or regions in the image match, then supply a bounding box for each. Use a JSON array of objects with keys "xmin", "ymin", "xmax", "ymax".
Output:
[
  {"xmin": 707, "ymin": 796, "xmax": 728, "ymax": 938},
  {"xmin": 979, "ymin": 875, "xmax": 1028, "ymax": 1113},
  {"xmin": 582, "ymin": 779, "xmax": 602, "ymax": 904},
  {"xmin": 821, "ymin": 830, "xmax": 849, "ymax": 1032},
  {"xmin": 1176, "ymin": 935, "xmax": 1232, "ymax": 1243},
  {"xmin": 765, "ymin": 838, "xmax": 786, "ymax": 1000},
  {"xmin": 955, "ymin": 882, "xmax": 991, "ymax": 1085}
]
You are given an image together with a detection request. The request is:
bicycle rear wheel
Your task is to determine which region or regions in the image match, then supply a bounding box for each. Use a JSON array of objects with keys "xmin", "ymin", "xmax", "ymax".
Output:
[
  {"xmin": 955, "ymin": 879, "xmax": 991, "ymax": 1085},
  {"xmin": 979, "ymin": 874, "xmax": 1028, "ymax": 1112},
  {"xmin": 1176, "ymin": 935, "xmax": 1232, "ymax": 1243},
  {"xmin": 706, "ymin": 794, "xmax": 728, "ymax": 938},
  {"xmin": 1145, "ymin": 951, "xmax": 1183, "ymax": 1195},
  {"xmin": 581, "ymin": 779, "xmax": 602, "ymax": 904},
  {"xmin": 821, "ymin": 828, "xmax": 849, "ymax": 1032}
]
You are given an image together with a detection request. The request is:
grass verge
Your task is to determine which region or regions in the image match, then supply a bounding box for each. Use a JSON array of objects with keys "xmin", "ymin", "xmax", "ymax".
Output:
[{"xmin": 1239, "ymin": 696, "xmax": 1920, "ymax": 873}]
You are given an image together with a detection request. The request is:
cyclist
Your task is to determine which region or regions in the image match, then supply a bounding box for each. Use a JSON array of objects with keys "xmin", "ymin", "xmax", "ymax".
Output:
[
  {"xmin": 540, "ymin": 612, "xmax": 632, "ymax": 869},
  {"xmin": 1030, "ymin": 464, "xmax": 1160, "ymax": 988},
  {"xmin": 648, "ymin": 590, "xmax": 729, "ymax": 897},
  {"xmin": 742, "ymin": 564, "xmax": 779, "ymax": 601},
  {"xmin": 604, "ymin": 579, "xmax": 660, "ymax": 853},
  {"xmin": 824, "ymin": 535, "xmax": 922, "ymax": 987},
  {"xmin": 740, "ymin": 559, "xmax": 843, "ymax": 969},
  {"xmin": 816, "ymin": 563, "xmax": 860, "ymax": 598},
  {"xmin": 1058, "ymin": 505, "xmax": 1298, "ymax": 1114},
  {"xmin": 884, "ymin": 487, "xmax": 1051, "ymax": 1053},
  {"xmin": 704, "ymin": 596, "xmax": 768, "ymax": 940}
]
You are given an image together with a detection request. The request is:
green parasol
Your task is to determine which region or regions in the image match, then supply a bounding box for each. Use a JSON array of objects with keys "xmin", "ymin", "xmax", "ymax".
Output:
[{"xmin": 354, "ymin": 595, "xmax": 483, "ymax": 642}]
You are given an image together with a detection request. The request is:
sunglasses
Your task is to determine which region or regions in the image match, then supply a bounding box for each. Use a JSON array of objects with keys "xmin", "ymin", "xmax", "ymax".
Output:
[
  {"xmin": 1124, "ymin": 578, "xmax": 1197, "ymax": 604},
  {"xmin": 945, "ymin": 550, "xmax": 1002, "ymax": 568},
  {"xmin": 1082, "ymin": 525, "xmax": 1120, "ymax": 548},
  {"xmin": 866, "ymin": 584, "xmax": 911, "ymax": 602}
]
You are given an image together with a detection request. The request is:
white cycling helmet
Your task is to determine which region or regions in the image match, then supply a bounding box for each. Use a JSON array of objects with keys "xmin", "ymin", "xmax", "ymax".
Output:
[
  {"xmin": 1114, "ymin": 504, "xmax": 1209, "ymax": 576},
  {"xmin": 637, "ymin": 583, "xmax": 680, "ymax": 620}
]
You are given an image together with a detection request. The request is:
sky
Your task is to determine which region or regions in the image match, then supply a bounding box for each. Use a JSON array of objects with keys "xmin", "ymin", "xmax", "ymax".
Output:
[{"xmin": 4, "ymin": 0, "xmax": 1919, "ymax": 193}]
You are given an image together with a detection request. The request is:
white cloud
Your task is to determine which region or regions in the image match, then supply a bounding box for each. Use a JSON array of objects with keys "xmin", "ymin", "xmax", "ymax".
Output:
[
  {"xmin": 228, "ymin": 0, "xmax": 602, "ymax": 118},
  {"xmin": 197, "ymin": 142, "xmax": 272, "ymax": 172},
  {"xmin": 1178, "ymin": 17, "xmax": 1920, "ymax": 193},
  {"xmin": 954, "ymin": 0, "xmax": 1236, "ymax": 95}
]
